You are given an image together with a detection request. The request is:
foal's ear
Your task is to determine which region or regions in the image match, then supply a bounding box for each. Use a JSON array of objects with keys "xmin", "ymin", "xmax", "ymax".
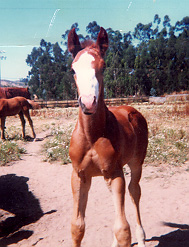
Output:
[
  {"xmin": 96, "ymin": 27, "xmax": 109, "ymax": 57},
  {"xmin": 68, "ymin": 28, "xmax": 82, "ymax": 58}
]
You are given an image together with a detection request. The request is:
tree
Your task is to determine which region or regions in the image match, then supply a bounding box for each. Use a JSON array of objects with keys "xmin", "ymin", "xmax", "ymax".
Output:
[
  {"xmin": 27, "ymin": 16, "xmax": 189, "ymax": 100},
  {"xmin": 86, "ymin": 21, "xmax": 101, "ymax": 40},
  {"xmin": 26, "ymin": 40, "xmax": 75, "ymax": 100},
  {"xmin": 133, "ymin": 22, "xmax": 153, "ymax": 42}
]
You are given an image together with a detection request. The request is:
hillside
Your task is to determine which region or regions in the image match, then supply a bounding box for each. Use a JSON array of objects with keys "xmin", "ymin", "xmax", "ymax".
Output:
[{"xmin": 0, "ymin": 80, "xmax": 27, "ymax": 88}]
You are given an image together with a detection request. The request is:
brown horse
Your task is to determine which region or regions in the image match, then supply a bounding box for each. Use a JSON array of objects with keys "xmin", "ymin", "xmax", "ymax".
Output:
[
  {"xmin": 0, "ymin": 97, "xmax": 36, "ymax": 140},
  {"xmin": 68, "ymin": 28, "xmax": 148, "ymax": 247},
  {"xmin": 0, "ymin": 87, "xmax": 31, "ymax": 99}
]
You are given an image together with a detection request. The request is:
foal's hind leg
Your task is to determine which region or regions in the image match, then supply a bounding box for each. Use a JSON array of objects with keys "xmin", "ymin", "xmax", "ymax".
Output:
[
  {"xmin": 105, "ymin": 170, "xmax": 131, "ymax": 247},
  {"xmin": 1, "ymin": 117, "xmax": 6, "ymax": 139},
  {"xmin": 71, "ymin": 169, "xmax": 92, "ymax": 247},
  {"xmin": 128, "ymin": 162, "xmax": 146, "ymax": 247},
  {"xmin": 23, "ymin": 110, "xmax": 36, "ymax": 139},
  {"xmin": 18, "ymin": 112, "xmax": 26, "ymax": 138}
]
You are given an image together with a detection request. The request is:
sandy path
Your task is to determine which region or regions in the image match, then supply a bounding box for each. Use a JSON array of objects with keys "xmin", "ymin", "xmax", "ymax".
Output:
[{"xmin": 0, "ymin": 130, "xmax": 188, "ymax": 247}]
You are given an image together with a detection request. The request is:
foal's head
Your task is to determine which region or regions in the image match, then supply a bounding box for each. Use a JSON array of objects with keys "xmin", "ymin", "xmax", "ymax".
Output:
[{"xmin": 68, "ymin": 27, "xmax": 108, "ymax": 114}]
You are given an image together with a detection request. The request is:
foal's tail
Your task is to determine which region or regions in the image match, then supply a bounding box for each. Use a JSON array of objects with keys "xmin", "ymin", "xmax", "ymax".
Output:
[{"xmin": 27, "ymin": 99, "xmax": 40, "ymax": 109}]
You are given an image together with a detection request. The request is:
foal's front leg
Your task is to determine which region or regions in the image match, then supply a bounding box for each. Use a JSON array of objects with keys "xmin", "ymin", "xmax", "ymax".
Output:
[
  {"xmin": 128, "ymin": 165, "xmax": 146, "ymax": 247},
  {"xmin": 106, "ymin": 170, "xmax": 131, "ymax": 247},
  {"xmin": 71, "ymin": 169, "xmax": 92, "ymax": 247}
]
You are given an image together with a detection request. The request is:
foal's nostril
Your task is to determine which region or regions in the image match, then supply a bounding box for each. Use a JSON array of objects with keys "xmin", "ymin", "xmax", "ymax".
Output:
[
  {"xmin": 79, "ymin": 95, "xmax": 97, "ymax": 114},
  {"xmin": 93, "ymin": 96, "xmax": 96, "ymax": 105}
]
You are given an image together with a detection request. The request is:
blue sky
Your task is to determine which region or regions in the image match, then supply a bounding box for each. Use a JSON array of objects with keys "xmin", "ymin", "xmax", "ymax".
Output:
[{"xmin": 0, "ymin": 0, "xmax": 188, "ymax": 81}]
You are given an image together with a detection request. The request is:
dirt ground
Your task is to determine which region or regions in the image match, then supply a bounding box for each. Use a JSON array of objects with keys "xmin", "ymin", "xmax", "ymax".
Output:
[{"xmin": 0, "ymin": 125, "xmax": 189, "ymax": 247}]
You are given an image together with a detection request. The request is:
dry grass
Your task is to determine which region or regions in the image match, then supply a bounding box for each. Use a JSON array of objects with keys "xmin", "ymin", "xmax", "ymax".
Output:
[
  {"xmin": 131, "ymin": 102, "xmax": 188, "ymax": 166},
  {"xmin": 0, "ymin": 102, "xmax": 188, "ymax": 166}
]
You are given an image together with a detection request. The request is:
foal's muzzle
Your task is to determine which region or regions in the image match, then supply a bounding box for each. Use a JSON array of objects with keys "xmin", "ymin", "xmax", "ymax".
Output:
[{"xmin": 79, "ymin": 95, "xmax": 97, "ymax": 114}]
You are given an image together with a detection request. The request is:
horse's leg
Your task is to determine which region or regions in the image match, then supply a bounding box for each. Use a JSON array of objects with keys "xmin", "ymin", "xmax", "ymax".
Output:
[
  {"xmin": 128, "ymin": 163, "xmax": 146, "ymax": 247},
  {"xmin": 105, "ymin": 170, "xmax": 131, "ymax": 247},
  {"xmin": 23, "ymin": 110, "xmax": 36, "ymax": 139},
  {"xmin": 1, "ymin": 117, "xmax": 6, "ymax": 139},
  {"xmin": 71, "ymin": 169, "xmax": 91, "ymax": 247},
  {"xmin": 18, "ymin": 111, "xmax": 26, "ymax": 138}
]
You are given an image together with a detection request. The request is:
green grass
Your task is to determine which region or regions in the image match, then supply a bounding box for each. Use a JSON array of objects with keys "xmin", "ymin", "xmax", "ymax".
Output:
[
  {"xmin": 0, "ymin": 140, "xmax": 26, "ymax": 166},
  {"xmin": 43, "ymin": 124, "xmax": 75, "ymax": 164},
  {"xmin": 4, "ymin": 126, "xmax": 23, "ymax": 141}
]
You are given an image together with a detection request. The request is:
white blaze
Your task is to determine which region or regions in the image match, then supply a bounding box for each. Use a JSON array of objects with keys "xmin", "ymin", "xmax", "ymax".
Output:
[{"xmin": 72, "ymin": 52, "xmax": 99, "ymax": 100}]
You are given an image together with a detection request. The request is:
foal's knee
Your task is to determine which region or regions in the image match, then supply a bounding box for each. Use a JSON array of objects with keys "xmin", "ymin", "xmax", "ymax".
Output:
[
  {"xmin": 114, "ymin": 224, "xmax": 131, "ymax": 247},
  {"xmin": 71, "ymin": 218, "xmax": 85, "ymax": 246}
]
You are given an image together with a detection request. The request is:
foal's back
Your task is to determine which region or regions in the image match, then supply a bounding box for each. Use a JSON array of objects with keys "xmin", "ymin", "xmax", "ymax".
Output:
[
  {"xmin": 0, "ymin": 97, "xmax": 32, "ymax": 117},
  {"xmin": 0, "ymin": 87, "xmax": 31, "ymax": 99}
]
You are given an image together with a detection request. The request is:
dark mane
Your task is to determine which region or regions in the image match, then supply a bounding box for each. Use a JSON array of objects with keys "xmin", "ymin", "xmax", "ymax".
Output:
[{"xmin": 81, "ymin": 39, "xmax": 96, "ymax": 49}]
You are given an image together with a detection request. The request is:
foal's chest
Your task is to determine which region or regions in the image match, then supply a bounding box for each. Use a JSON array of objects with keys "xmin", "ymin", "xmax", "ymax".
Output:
[{"xmin": 81, "ymin": 137, "xmax": 121, "ymax": 175}]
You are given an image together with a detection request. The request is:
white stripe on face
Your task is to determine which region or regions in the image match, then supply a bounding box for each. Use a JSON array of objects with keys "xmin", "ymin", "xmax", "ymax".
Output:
[{"xmin": 72, "ymin": 52, "xmax": 99, "ymax": 101}]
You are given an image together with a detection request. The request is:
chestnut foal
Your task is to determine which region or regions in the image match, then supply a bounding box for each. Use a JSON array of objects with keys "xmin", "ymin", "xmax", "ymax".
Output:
[
  {"xmin": 0, "ymin": 97, "xmax": 36, "ymax": 140},
  {"xmin": 68, "ymin": 27, "xmax": 148, "ymax": 247}
]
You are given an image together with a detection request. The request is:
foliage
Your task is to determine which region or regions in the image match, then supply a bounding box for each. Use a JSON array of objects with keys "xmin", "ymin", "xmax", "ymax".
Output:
[
  {"xmin": 26, "ymin": 15, "xmax": 189, "ymax": 99},
  {"xmin": 43, "ymin": 125, "xmax": 74, "ymax": 164},
  {"xmin": 0, "ymin": 141, "xmax": 26, "ymax": 166},
  {"xmin": 26, "ymin": 40, "xmax": 76, "ymax": 100}
]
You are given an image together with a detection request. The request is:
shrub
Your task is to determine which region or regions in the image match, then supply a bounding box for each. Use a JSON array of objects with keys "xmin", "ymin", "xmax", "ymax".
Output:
[
  {"xmin": 0, "ymin": 141, "xmax": 26, "ymax": 166},
  {"xmin": 43, "ymin": 124, "xmax": 74, "ymax": 164}
]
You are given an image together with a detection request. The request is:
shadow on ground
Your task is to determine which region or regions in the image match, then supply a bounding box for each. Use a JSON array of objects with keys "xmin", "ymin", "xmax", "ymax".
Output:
[
  {"xmin": 0, "ymin": 174, "xmax": 56, "ymax": 246},
  {"xmin": 132, "ymin": 222, "xmax": 189, "ymax": 247}
]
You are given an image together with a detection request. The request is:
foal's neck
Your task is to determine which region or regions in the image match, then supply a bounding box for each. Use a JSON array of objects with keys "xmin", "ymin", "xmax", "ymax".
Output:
[{"xmin": 79, "ymin": 97, "xmax": 107, "ymax": 144}]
